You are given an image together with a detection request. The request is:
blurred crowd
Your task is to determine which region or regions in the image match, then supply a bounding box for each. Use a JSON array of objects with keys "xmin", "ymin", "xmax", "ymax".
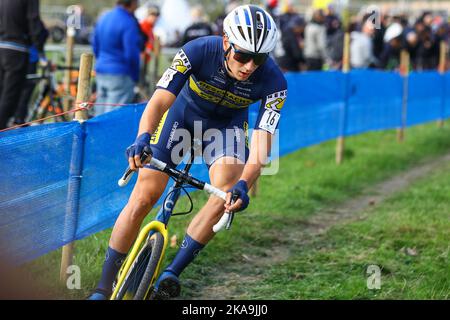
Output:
[
  {"xmin": 87, "ymin": 0, "xmax": 450, "ymax": 116},
  {"xmin": 1, "ymin": 0, "xmax": 450, "ymax": 127},
  {"xmin": 270, "ymin": 2, "xmax": 449, "ymax": 72},
  {"xmin": 133, "ymin": 0, "xmax": 449, "ymax": 73}
]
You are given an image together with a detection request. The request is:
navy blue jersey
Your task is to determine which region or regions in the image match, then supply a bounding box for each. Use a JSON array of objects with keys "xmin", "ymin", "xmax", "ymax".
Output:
[{"xmin": 156, "ymin": 36, "xmax": 287, "ymax": 135}]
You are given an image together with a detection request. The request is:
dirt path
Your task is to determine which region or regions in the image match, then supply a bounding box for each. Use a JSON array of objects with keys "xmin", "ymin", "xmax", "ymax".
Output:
[{"xmin": 191, "ymin": 152, "xmax": 450, "ymax": 300}]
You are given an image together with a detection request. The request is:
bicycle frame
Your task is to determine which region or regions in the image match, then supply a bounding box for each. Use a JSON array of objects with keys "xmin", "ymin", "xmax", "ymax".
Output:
[
  {"xmin": 111, "ymin": 141, "xmax": 201, "ymax": 300},
  {"xmin": 27, "ymin": 63, "xmax": 78, "ymax": 123}
]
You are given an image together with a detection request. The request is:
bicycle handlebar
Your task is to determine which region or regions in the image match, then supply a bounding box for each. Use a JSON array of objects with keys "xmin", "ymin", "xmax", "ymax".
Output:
[{"xmin": 117, "ymin": 152, "xmax": 235, "ymax": 232}]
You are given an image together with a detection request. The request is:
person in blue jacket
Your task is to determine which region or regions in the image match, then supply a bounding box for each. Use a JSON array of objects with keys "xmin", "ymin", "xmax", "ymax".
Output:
[
  {"xmin": 92, "ymin": 0, "xmax": 143, "ymax": 115},
  {"xmin": 89, "ymin": 4, "xmax": 287, "ymax": 300}
]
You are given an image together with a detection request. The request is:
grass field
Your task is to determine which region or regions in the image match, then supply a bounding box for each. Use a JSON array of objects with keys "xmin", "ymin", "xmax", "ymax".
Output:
[
  {"xmin": 22, "ymin": 122, "xmax": 450, "ymax": 299},
  {"xmin": 241, "ymin": 160, "xmax": 450, "ymax": 299}
]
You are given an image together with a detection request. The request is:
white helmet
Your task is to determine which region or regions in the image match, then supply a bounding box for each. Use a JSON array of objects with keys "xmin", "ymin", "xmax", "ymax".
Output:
[{"xmin": 223, "ymin": 5, "xmax": 278, "ymax": 54}]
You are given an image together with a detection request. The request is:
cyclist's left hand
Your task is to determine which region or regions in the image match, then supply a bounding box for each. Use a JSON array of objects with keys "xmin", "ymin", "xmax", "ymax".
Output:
[
  {"xmin": 225, "ymin": 180, "xmax": 250, "ymax": 212},
  {"xmin": 125, "ymin": 132, "xmax": 153, "ymax": 170}
]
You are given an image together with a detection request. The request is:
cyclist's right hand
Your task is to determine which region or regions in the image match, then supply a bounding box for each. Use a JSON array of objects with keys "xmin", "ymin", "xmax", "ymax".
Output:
[{"xmin": 125, "ymin": 132, "xmax": 153, "ymax": 171}]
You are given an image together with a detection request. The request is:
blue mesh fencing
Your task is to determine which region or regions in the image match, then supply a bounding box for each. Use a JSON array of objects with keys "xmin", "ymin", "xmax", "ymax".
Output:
[
  {"xmin": 445, "ymin": 73, "xmax": 450, "ymax": 119},
  {"xmin": 278, "ymin": 71, "xmax": 345, "ymax": 155},
  {"xmin": 0, "ymin": 122, "xmax": 80, "ymax": 263},
  {"xmin": 407, "ymin": 71, "xmax": 444, "ymax": 126},
  {"xmin": 1, "ymin": 70, "xmax": 449, "ymax": 265},
  {"xmin": 346, "ymin": 70, "xmax": 403, "ymax": 135}
]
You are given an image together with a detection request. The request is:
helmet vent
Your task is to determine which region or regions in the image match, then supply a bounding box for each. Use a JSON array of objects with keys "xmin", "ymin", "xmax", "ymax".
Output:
[{"xmin": 237, "ymin": 26, "xmax": 246, "ymax": 40}]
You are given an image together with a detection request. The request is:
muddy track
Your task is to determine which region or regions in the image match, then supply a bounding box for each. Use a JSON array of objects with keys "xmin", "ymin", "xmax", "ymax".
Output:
[{"xmin": 189, "ymin": 152, "xmax": 450, "ymax": 300}]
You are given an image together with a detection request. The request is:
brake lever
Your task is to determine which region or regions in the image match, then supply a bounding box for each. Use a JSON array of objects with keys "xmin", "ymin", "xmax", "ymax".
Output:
[
  {"xmin": 118, "ymin": 150, "xmax": 152, "ymax": 187},
  {"xmin": 225, "ymin": 192, "xmax": 239, "ymax": 230}
]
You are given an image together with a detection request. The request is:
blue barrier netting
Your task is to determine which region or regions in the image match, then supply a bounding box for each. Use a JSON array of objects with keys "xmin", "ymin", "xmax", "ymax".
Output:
[{"xmin": 0, "ymin": 70, "xmax": 449, "ymax": 265}]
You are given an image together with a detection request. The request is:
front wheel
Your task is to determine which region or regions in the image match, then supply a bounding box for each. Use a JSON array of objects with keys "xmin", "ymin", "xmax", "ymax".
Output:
[{"xmin": 134, "ymin": 232, "xmax": 165, "ymax": 300}]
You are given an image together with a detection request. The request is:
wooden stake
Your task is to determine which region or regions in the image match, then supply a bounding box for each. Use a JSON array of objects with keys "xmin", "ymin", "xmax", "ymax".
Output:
[
  {"xmin": 60, "ymin": 53, "xmax": 93, "ymax": 283},
  {"xmin": 74, "ymin": 53, "xmax": 93, "ymax": 122},
  {"xmin": 151, "ymin": 35, "xmax": 161, "ymax": 94},
  {"xmin": 438, "ymin": 41, "xmax": 447, "ymax": 128},
  {"xmin": 336, "ymin": 32, "xmax": 350, "ymax": 165},
  {"xmin": 438, "ymin": 40, "xmax": 447, "ymax": 74},
  {"xmin": 342, "ymin": 32, "xmax": 351, "ymax": 73},
  {"xmin": 397, "ymin": 50, "xmax": 410, "ymax": 142},
  {"xmin": 60, "ymin": 242, "xmax": 75, "ymax": 283}
]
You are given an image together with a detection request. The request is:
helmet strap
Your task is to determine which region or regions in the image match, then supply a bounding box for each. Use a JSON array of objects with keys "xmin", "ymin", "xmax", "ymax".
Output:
[{"xmin": 223, "ymin": 46, "xmax": 233, "ymax": 74}]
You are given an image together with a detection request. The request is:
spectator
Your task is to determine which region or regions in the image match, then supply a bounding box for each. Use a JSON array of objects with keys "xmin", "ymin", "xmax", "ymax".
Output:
[
  {"xmin": 139, "ymin": 5, "xmax": 160, "ymax": 84},
  {"xmin": 92, "ymin": 0, "xmax": 143, "ymax": 115},
  {"xmin": 372, "ymin": 12, "xmax": 389, "ymax": 62},
  {"xmin": 0, "ymin": 0, "xmax": 47, "ymax": 130},
  {"xmin": 419, "ymin": 11, "xmax": 434, "ymax": 29},
  {"xmin": 276, "ymin": 15, "xmax": 305, "ymax": 72},
  {"xmin": 181, "ymin": 6, "xmax": 214, "ymax": 46},
  {"xmin": 265, "ymin": 0, "xmax": 279, "ymax": 19},
  {"xmin": 405, "ymin": 30, "xmax": 420, "ymax": 69},
  {"xmin": 212, "ymin": 13, "xmax": 226, "ymax": 36},
  {"xmin": 278, "ymin": 3, "xmax": 300, "ymax": 33},
  {"xmin": 416, "ymin": 25, "xmax": 439, "ymax": 70},
  {"xmin": 326, "ymin": 18, "xmax": 344, "ymax": 70},
  {"xmin": 435, "ymin": 23, "xmax": 449, "ymax": 43},
  {"xmin": 14, "ymin": 24, "xmax": 49, "ymax": 126},
  {"xmin": 304, "ymin": 9, "xmax": 327, "ymax": 71},
  {"xmin": 325, "ymin": 4, "xmax": 341, "ymax": 36},
  {"xmin": 350, "ymin": 14, "xmax": 377, "ymax": 69},
  {"xmin": 378, "ymin": 22, "xmax": 404, "ymax": 70}
]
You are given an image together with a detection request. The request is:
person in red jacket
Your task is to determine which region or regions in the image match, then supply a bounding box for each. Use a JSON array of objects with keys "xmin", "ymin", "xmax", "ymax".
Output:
[{"xmin": 140, "ymin": 5, "xmax": 160, "ymax": 65}]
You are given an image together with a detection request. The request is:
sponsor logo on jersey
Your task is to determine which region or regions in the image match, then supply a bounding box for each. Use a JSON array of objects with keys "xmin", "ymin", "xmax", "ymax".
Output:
[
  {"xmin": 151, "ymin": 110, "xmax": 169, "ymax": 145},
  {"xmin": 166, "ymin": 121, "xmax": 179, "ymax": 149},
  {"xmin": 170, "ymin": 49, "xmax": 192, "ymax": 74},
  {"xmin": 265, "ymin": 90, "xmax": 287, "ymax": 110},
  {"xmin": 157, "ymin": 68, "xmax": 177, "ymax": 88},
  {"xmin": 189, "ymin": 77, "xmax": 255, "ymax": 108}
]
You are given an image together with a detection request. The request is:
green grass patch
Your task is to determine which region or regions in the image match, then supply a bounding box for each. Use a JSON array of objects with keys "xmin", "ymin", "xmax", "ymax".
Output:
[
  {"xmin": 22, "ymin": 122, "xmax": 450, "ymax": 299},
  {"xmin": 242, "ymin": 162, "xmax": 450, "ymax": 299}
]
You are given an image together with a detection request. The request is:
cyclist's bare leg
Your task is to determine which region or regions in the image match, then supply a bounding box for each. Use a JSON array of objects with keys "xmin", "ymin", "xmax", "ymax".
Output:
[
  {"xmin": 109, "ymin": 168, "xmax": 169, "ymax": 253},
  {"xmin": 89, "ymin": 167, "xmax": 169, "ymax": 299},
  {"xmin": 153, "ymin": 156, "xmax": 244, "ymax": 298},
  {"xmin": 187, "ymin": 156, "xmax": 245, "ymax": 244}
]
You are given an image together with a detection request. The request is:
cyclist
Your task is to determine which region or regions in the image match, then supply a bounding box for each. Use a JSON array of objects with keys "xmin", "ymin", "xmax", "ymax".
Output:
[{"xmin": 89, "ymin": 4, "xmax": 287, "ymax": 300}]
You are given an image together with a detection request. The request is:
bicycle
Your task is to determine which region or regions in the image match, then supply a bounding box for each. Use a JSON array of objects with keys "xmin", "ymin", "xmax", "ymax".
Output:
[
  {"xmin": 26, "ymin": 62, "xmax": 79, "ymax": 123},
  {"xmin": 110, "ymin": 140, "xmax": 237, "ymax": 300}
]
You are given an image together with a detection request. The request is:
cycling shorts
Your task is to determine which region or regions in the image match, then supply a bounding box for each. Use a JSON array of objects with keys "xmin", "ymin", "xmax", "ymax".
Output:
[{"xmin": 145, "ymin": 94, "xmax": 250, "ymax": 171}]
